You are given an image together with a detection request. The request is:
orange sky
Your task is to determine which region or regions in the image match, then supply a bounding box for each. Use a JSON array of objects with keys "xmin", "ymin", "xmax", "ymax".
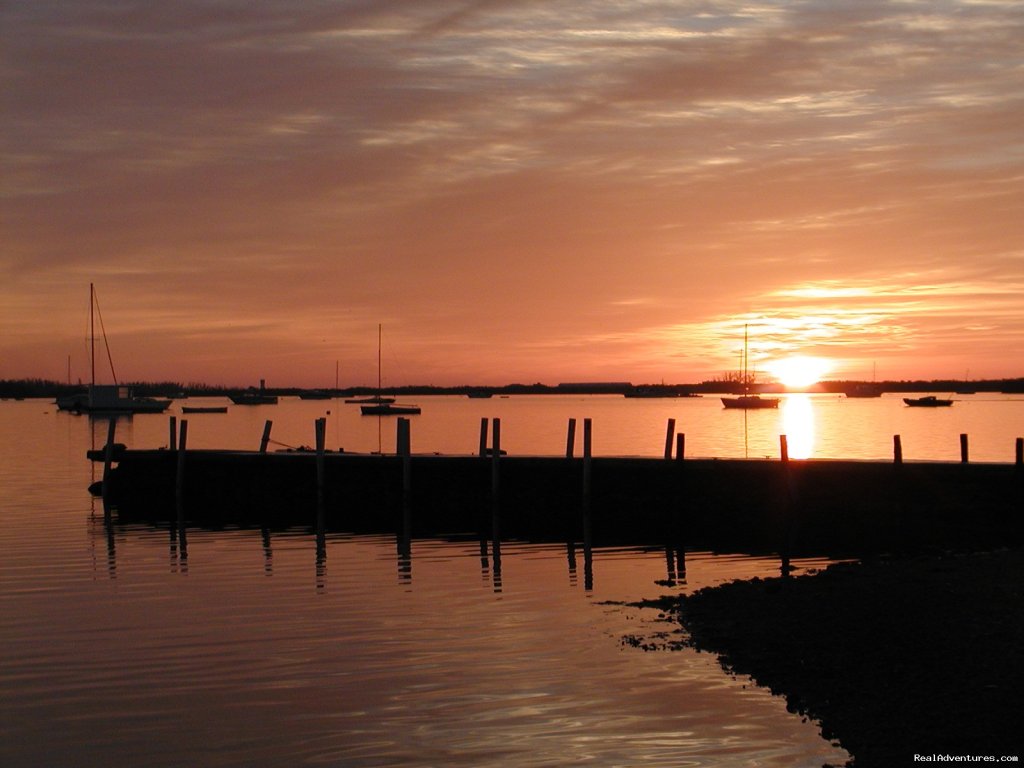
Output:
[{"xmin": 2, "ymin": 1, "xmax": 1023, "ymax": 387}]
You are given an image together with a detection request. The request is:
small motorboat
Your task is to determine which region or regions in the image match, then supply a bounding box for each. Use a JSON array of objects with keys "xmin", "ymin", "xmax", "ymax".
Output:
[
  {"xmin": 903, "ymin": 395, "xmax": 953, "ymax": 407},
  {"xmin": 721, "ymin": 394, "xmax": 780, "ymax": 409},
  {"xmin": 360, "ymin": 403, "xmax": 421, "ymax": 416}
]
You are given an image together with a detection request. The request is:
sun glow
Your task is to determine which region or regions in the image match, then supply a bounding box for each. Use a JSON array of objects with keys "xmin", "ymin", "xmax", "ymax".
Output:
[{"xmin": 767, "ymin": 355, "xmax": 833, "ymax": 389}]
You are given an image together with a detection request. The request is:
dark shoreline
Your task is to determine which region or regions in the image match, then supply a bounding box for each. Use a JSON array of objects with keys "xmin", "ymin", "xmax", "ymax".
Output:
[
  {"xmin": 667, "ymin": 549, "xmax": 1024, "ymax": 767},
  {"xmin": 3, "ymin": 375, "xmax": 1024, "ymax": 399}
]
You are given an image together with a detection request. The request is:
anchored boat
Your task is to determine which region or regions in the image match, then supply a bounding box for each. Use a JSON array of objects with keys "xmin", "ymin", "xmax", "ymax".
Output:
[
  {"xmin": 904, "ymin": 395, "xmax": 953, "ymax": 407},
  {"xmin": 721, "ymin": 325, "xmax": 779, "ymax": 410},
  {"xmin": 56, "ymin": 284, "xmax": 171, "ymax": 415}
]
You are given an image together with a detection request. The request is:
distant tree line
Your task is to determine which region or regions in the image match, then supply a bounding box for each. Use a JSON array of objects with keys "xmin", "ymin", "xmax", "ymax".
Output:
[{"xmin": 3, "ymin": 377, "xmax": 1022, "ymax": 399}]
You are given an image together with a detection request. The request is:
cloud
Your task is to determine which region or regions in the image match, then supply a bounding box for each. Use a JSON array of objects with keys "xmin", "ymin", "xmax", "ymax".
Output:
[{"xmin": 2, "ymin": 0, "xmax": 1023, "ymax": 384}]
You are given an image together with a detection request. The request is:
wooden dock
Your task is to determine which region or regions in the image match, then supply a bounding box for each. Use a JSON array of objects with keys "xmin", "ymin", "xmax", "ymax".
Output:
[{"xmin": 93, "ymin": 417, "xmax": 1024, "ymax": 555}]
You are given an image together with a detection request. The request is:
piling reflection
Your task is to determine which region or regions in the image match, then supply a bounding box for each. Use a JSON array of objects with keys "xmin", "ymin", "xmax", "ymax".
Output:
[
  {"xmin": 261, "ymin": 527, "xmax": 273, "ymax": 576},
  {"xmin": 662, "ymin": 545, "xmax": 687, "ymax": 588},
  {"xmin": 491, "ymin": 538, "xmax": 503, "ymax": 593},
  {"xmin": 316, "ymin": 529, "xmax": 326, "ymax": 592},
  {"xmin": 396, "ymin": 532, "xmax": 412, "ymax": 586},
  {"xmin": 103, "ymin": 517, "xmax": 117, "ymax": 579},
  {"xmin": 172, "ymin": 522, "xmax": 188, "ymax": 572},
  {"xmin": 88, "ymin": 514, "xmax": 831, "ymax": 606},
  {"xmin": 566, "ymin": 542, "xmax": 577, "ymax": 587}
]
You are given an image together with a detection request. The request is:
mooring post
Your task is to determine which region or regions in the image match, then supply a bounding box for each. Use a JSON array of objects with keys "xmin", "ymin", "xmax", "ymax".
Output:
[
  {"xmin": 479, "ymin": 417, "xmax": 488, "ymax": 457},
  {"xmin": 102, "ymin": 418, "xmax": 116, "ymax": 521},
  {"xmin": 960, "ymin": 433, "xmax": 969, "ymax": 464},
  {"xmin": 491, "ymin": 418, "xmax": 502, "ymax": 558},
  {"xmin": 1016, "ymin": 437, "xmax": 1023, "ymax": 466},
  {"xmin": 676, "ymin": 433, "xmax": 685, "ymax": 461},
  {"xmin": 315, "ymin": 418, "xmax": 326, "ymax": 528},
  {"xmin": 398, "ymin": 418, "xmax": 412, "ymax": 535},
  {"xmin": 893, "ymin": 434, "xmax": 903, "ymax": 464},
  {"xmin": 582, "ymin": 418, "xmax": 593, "ymax": 547},
  {"xmin": 779, "ymin": 434, "xmax": 793, "ymax": 575},
  {"xmin": 664, "ymin": 418, "xmax": 676, "ymax": 460},
  {"xmin": 260, "ymin": 420, "xmax": 273, "ymax": 453},
  {"xmin": 169, "ymin": 416, "xmax": 177, "ymax": 451},
  {"xmin": 566, "ymin": 418, "xmax": 577, "ymax": 459},
  {"xmin": 176, "ymin": 419, "xmax": 188, "ymax": 526}
]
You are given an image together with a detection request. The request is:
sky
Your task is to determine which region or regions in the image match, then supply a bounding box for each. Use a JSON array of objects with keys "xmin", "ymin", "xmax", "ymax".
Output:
[{"xmin": 2, "ymin": 0, "xmax": 1023, "ymax": 388}]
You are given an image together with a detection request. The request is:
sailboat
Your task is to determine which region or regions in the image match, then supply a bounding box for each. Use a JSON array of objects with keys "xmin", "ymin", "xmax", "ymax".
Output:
[
  {"xmin": 56, "ymin": 284, "xmax": 172, "ymax": 415},
  {"xmin": 230, "ymin": 379, "xmax": 278, "ymax": 405},
  {"xmin": 845, "ymin": 363, "xmax": 882, "ymax": 398},
  {"xmin": 360, "ymin": 324, "xmax": 421, "ymax": 416},
  {"xmin": 299, "ymin": 362, "xmax": 339, "ymax": 399},
  {"xmin": 721, "ymin": 324, "xmax": 780, "ymax": 410}
]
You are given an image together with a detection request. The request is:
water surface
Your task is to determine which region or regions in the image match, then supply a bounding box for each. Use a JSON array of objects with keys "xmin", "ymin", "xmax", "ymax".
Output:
[{"xmin": 12, "ymin": 393, "xmax": 1018, "ymax": 766}]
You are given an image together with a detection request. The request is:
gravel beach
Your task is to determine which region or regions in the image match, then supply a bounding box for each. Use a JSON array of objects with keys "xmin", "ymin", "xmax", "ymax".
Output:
[{"xmin": 673, "ymin": 549, "xmax": 1024, "ymax": 767}]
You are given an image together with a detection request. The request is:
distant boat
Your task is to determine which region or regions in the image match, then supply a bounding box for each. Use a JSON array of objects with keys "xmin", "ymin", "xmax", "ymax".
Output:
[
  {"xmin": 904, "ymin": 395, "xmax": 953, "ymax": 407},
  {"xmin": 467, "ymin": 391, "xmax": 493, "ymax": 399},
  {"xmin": 844, "ymin": 384, "xmax": 883, "ymax": 398},
  {"xmin": 230, "ymin": 392, "xmax": 278, "ymax": 405},
  {"xmin": 345, "ymin": 395, "xmax": 396, "ymax": 404},
  {"xmin": 722, "ymin": 394, "xmax": 780, "ymax": 409},
  {"xmin": 301, "ymin": 363, "xmax": 340, "ymax": 399},
  {"xmin": 360, "ymin": 324, "xmax": 420, "ymax": 416},
  {"xmin": 230, "ymin": 380, "xmax": 278, "ymax": 405},
  {"xmin": 624, "ymin": 387, "xmax": 700, "ymax": 398},
  {"xmin": 298, "ymin": 390, "xmax": 333, "ymax": 400},
  {"xmin": 56, "ymin": 284, "xmax": 171, "ymax": 415},
  {"xmin": 360, "ymin": 402, "xmax": 422, "ymax": 415},
  {"xmin": 846, "ymin": 363, "xmax": 882, "ymax": 397},
  {"xmin": 58, "ymin": 385, "xmax": 172, "ymax": 415},
  {"xmin": 721, "ymin": 325, "xmax": 780, "ymax": 410},
  {"xmin": 181, "ymin": 405, "xmax": 228, "ymax": 414}
]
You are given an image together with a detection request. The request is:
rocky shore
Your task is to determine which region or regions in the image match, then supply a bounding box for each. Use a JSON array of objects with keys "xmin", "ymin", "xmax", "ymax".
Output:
[{"xmin": 673, "ymin": 549, "xmax": 1024, "ymax": 767}]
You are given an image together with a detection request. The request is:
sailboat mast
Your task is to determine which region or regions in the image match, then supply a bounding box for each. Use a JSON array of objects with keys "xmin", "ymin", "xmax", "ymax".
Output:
[
  {"xmin": 743, "ymin": 323, "xmax": 748, "ymax": 392},
  {"xmin": 89, "ymin": 283, "xmax": 95, "ymax": 388},
  {"xmin": 377, "ymin": 323, "xmax": 382, "ymax": 394}
]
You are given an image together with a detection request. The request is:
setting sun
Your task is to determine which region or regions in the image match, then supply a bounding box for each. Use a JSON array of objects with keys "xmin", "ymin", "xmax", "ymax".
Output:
[{"xmin": 767, "ymin": 356, "xmax": 834, "ymax": 389}]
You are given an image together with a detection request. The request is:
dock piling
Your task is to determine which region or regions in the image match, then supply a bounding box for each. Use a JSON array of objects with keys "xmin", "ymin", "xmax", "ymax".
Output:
[
  {"xmin": 395, "ymin": 421, "xmax": 411, "ymax": 552},
  {"xmin": 315, "ymin": 418, "xmax": 326, "ymax": 528},
  {"xmin": 664, "ymin": 419, "xmax": 676, "ymax": 459},
  {"xmin": 102, "ymin": 418, "xmax": 116, "ymax": 521},
  {"xmin": 260, "ymin": 420, "xmax": 273, "ymax": 453},
  {"xmin": 169, "ymin": 416, "xmax": 177, "ymax": 451},
  {"xmin": 479, "ymin": 418, "xmax": 488, "ymax": 457},
  {"xmin": 491, "ymin": 418, "xmax": 501, "ymax": 546},
  {"xmin": 566, "ymin": 418, "xmax": 577, "ymax": 459},
  {"xmin": 582, "ymin": 418, "xmax": 593, "ymax": 547},
  {"xmin": 676, "ymin": 433, "xmax": 685, "ymax": 461},
  {"xmin": 894, "ymin": 434, "xmax": 903, "ymax": 465},
  {"xmin": 1016, "ymin": 437, "xmax": 1023, "ymax": 466},
  {"xmin": 175, "ymin": 419, "xmax": 188, "ymax": 528},
  {"xmin": 960, "ymin": 433, "xmax": 969, "ymax": 464},
  {"xmin": 779, "ymin": 434, "xmax": 796, "ymax": 575}
]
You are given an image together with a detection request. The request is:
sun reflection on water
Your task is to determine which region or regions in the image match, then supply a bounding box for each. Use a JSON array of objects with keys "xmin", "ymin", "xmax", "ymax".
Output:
[{"xmin": 781, "ymin": 395, "xmax": 815, "ymax": 459}]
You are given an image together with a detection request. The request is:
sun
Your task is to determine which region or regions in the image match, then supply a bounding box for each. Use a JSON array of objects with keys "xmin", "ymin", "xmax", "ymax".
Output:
[{"xmin": 766, "ymin": 355, "xmax": 833, "ymax": 389}]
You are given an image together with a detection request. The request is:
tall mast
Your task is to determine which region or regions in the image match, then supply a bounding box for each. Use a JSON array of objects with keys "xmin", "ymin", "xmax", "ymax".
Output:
[
  {"xmin": 743, "ymin": 323, "xmax": 748, "ymax": 392},
  {"xmin": 377, "ymin": 323, "xmax": 382, "ymax": 394},
  {"xmin": 89, "ymin": 283, "xmax": 95, "ymax": 388}
]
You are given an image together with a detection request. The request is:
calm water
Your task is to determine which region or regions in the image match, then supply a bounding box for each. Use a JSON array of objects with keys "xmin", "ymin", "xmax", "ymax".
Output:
[{"xmin": 2, "ymin": 393, "xmax": 1020, "ymax": 766}]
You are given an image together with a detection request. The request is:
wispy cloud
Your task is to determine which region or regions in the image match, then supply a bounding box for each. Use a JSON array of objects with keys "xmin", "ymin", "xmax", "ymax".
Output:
[{"xmin": 2, "ymin": 0, "xmax": 1022, "ymax": 383}]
